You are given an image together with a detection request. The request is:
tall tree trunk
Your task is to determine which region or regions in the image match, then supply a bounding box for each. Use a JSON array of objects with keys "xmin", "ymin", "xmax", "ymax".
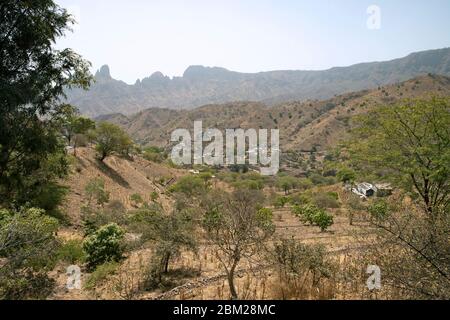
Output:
[
  {"xmin": 227, "ymin": 258, "xmax": 240, "ymax": 300},
  {"xmin": 164, "ymin": 252, "xmax": 171, "ymax": 274}
]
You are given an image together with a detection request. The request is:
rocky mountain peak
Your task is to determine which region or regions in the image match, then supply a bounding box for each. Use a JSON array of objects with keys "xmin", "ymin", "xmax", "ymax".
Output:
[{"xmin": 95, "ymin": 65, "xmax": 112, "ymax": 80}]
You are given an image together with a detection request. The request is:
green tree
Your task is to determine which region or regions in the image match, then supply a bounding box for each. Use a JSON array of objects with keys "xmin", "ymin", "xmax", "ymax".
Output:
[
  {"xmin": 0, "ymin": 1, "xmax": 92, "ymax": 206},
  {"xmin": 346, "ymin": 97, "xmax": 450, "ymax": 298},
  {"xmin": 129, "ymin": 204, "xmax": 197, "ymax": 282},
  {"xmin": 62, "ymin": 112, "xmax": 96, "ymax": 156},
  {"xmin": 94, "ymin": 122, "xmax": 133, "ymax": 161},
  {"xmin": 276, "ymin": 176, "xmax": 299, "ymax": 195},
  {"xmin": 0, "ymin": 208, "xmax": 59, "ymax": 299},
  {"xmin": 201, "ymin": 189, "xmax": 275, "ymax": 299},
  {"xmin": 348, "ymin": 97, "xmax": 450, "ymax": 218},
  {"xmin": 292, "ymin": 204, "xmax": 334, "ymax": 232}
]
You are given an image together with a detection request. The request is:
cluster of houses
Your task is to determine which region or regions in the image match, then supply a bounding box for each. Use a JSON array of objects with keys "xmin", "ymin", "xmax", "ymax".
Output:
[{"xmin": 349, "ymin": 182, "xmax": 393, "ymax": 199}]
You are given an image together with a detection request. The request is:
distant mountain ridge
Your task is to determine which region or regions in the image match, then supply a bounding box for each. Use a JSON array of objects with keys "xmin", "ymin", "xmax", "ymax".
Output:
[
  {"xmin": 98, "ymin": 74, "xmax": 450, "ymax": 154},
  {"xmin": 67, "ymin": 48, "xmax": 450, "ymax": 117}
]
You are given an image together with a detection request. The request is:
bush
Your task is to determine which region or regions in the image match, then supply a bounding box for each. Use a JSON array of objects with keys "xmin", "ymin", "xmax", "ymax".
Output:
[
  {"xmin": 81, "ymin": 200, "xmax": 127, "ymax": 236},
  {"xmin": 143, "ymin": 148, "xmax": 166, "ymax": 163},
  {"xmin": 31, "ymin": 182, "xmax": 69, "ymax": 221},
  {"xmin": 368, "ymin": 200, "xmax": 390, "ymax": 220},
  {"xmin": 336, "ymin": 168, "xmax": 356, "ymax": 184},
  {"xmin": 273, "ymin": 196, "xmax": 290, "ymax": 208},
  {"xmin": 289, "ymin": 193, "xmax": 311, "ymax": 206},
  {"xmin": 85, "ymin": 178, "xmax": 110, "ymax": 207},
  {"xmin": 276, "ymin": 176, "xmax": 299, "ymax": 194},
  {"xmin": 130, "ymin": 193, "xmax": 144, "ymax": 207},
  {"xmin": 150, "ymin": 191, "xmax": 159, "ymax": 202},
  {"xmin": 309, "ymin": 173, "xmax": 327, "ymax": 186},
  {"xmin": 292, "ymin": 205, "xmax": 334, "ymax": 232},
  {"xmin": 168, "ymin": 176, "xmax": 207, "ymax": 196},
  {"xmin": 272, "ymin": 239, "xmax": 334, "ymax": 286},
  {"xmin": 84, "ymin": 262, "xmax": 119, "ymax": 291},
  {"xmin": 292, "ymin": 204, "xmax": 316, "ymax": 225},
  {"xmin": 0, "ymin": 208, "xmax": 59, "ymax": 299},
  {"xmin": 312, "ymin": 193, "xmax": 340, "ymax": 209},
  {"xmin": 314, "ymin": 210, "xmax": 334, "ymax": 232},
  {"xmin": 57, "ymin": 239, "xmax": 86, "ymax": 264},
  {"xmin": 297, "ymin": 178, "xmax": 313, "ymax": 190},
  {"xmin": 83, "ymin": 223, "xmax": 125, "ymax": 270},
  {"xmin": 94, "ymin": 122, "xmax": 133, "ymax": 161},
  {"xmin": 233, "ymin": 179, "xmax": 264, "ymax": 190}
]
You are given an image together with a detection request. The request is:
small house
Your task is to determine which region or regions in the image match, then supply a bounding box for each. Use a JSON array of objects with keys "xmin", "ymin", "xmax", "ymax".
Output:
[
  {"xmin": 352, "ymin": 182, "xmax": 377, "ymax": 198},
  {"xmin": 375, "ymin": 183, "xmax": 393, "ymax": 197}
]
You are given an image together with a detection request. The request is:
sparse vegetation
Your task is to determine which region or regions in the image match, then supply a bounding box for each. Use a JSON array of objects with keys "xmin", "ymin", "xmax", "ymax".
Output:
[{"xmin": 1, "ymin": 0, "xmax": 448, "ymax": 301}]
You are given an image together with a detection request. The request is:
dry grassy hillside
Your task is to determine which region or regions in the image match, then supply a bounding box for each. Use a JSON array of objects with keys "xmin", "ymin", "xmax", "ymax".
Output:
[{"xmin": 60, "ymin": 147, "xmax": 185, "ymax": 225}]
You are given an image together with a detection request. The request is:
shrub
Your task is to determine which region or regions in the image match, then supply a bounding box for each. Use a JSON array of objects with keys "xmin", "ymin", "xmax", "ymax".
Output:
[
  {"xmin": 276, "ymin": 176, "xmax": 299, "ymax": 194},
  {"xmin": 143, "ymin": 148, "xmax": 166, "ymax": 163},
  {"xmin": 83, "ymin": 223, "xmax": 125, "ymax": 270},
  {"xmin": 292, "ymin": 204, "xmax": 316, "ymax": 225},
  {"xmin": 229, "ymin": 164, "xmax": 249, "ymax": 174},
  {"xmin": 327, "ymin": 192, "xmax": 339, "ymax": 200},
  {"xmin": 368, "ymin": 200, "xmax": 390, "ymax": 220},
  {"xmin": 57, "ymin": 239, "xmax": 86, "ymax": 264},
  {"xmin": 81, "ymin": 200, "xmax": 127, "ymax": 236},
  {"xmin": 312, "ymin": 193, "xmax": 340, "ymax": 209},
  {"xmin": 150, "ymin": 191, "xmax": 159, "ymax": 202},
  {"xmin": 273, "ymin": 196, "xmax": 290, "ymax": 208},
  {"xmin": 272, "ymin": 239, "xmax": 334, "ymax": 286},
  {"xmin": 85, "ymin": 178, "xmax": 110, "ymax": 207},
  {"xmin": 314, "ymin": 210, "xmax": 334, "ymax": 232},
  {"xmin": 84, "ymin": 262, "xmax": 119, "ymax": 291},
  {"xmin": 289, "ymin": 193, "xmax": 311, "ymax": 206},
  {"xmin": 168, "ymin": 176, "xmax": 207, "ymax": 196},
  {"xmin": 337, "ymin": 168, "xmax": 356, "ymax": 184},
  {"xmin": 297, "ymin": 178, "xmax": 313, "ymax": 190},
  {"xmin": 31, "ymin": 182, "xmax": 69, "ymax": 221},
  {"xmin": 233, "ymin": 179, "xmax": 264, "ymax": 190},
  {"xmin": 292, "ymin": 204, "xmax": 334, "ymax": 232},
  {"xmin": 0, "ymin": 208, "xmax": 59, "ymax": 299},
  {"xmin": 130, "ymin": 193, "xmax": 144, "ymax": 207},
  {"xmin": 309, "ymin": 173, "xmax": 327, "ymax": 186}
]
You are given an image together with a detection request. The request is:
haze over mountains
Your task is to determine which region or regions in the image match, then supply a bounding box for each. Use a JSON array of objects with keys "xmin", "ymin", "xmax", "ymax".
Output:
[
  {"xmin": 98, "ymin": 74, "xmax": 450, "ymax": 155},
  {"xmin": 67, "ymin": 48, "xmax": 450, "ymax": 117}
]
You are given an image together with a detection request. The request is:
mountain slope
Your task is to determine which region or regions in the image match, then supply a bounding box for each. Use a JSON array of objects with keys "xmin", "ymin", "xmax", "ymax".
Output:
[
  {"xmin": 61, "ymin": 147, "xmax": 185, "ymax": 224},
  {"xmin": 99, "ymin": 74, "xmax": 450, "ymax": 153},
  {"xmin": 68, "ymin": 48, "xmax": 450, "ymax": 117}
]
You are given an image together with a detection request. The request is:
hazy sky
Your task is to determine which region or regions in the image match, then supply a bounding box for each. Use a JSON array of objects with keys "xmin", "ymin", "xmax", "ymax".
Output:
[{"xmin": 55, "ymin": 0, "xmax": 450, "ymax": 84}]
